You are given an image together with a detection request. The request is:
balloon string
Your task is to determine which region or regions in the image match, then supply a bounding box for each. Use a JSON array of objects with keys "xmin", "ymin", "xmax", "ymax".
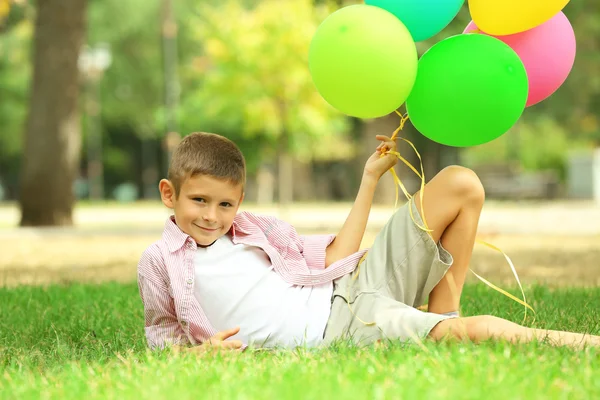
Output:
[{"xmin": 353, "ymin": 111, "xmax": 535, "ymax": 325}]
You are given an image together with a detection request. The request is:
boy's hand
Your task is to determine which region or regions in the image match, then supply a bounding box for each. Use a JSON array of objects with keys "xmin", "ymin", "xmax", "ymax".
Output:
[
  {"xmin": 188, "ymin": 327, "xmax": 244, "ymax": 354},
  {"xmin": 363, "ymin": 135, "xmax": 398, "ymax": 181},
  {"xmin": 205, "ymin": 326, "xmax": 243, "ymax": 349}
]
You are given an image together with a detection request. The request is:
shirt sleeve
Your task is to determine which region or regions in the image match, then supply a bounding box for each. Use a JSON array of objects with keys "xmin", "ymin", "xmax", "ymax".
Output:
[
  {"xmin": 137, "ymin": 248, "xmax": 190, "ymax": 350},
  {"xmin": 251, "ymin": 212, "xmax": 337, "ymax": 270},
  {"xmin": 298, "ymin": 234, "xmax": 336, "ymax": 270}
]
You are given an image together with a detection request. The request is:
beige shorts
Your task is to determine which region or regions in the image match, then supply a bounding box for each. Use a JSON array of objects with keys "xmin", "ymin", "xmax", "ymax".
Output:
[{"xmin": 323, "ymin": 198, "xmax": 456, "ymax": 346}]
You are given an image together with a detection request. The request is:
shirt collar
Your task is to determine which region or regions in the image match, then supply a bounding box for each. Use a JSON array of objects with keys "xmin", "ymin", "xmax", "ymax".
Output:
[
  {"xmin": 231, "ymin": 214, "xmax": 250, "ymax": 236},
  {"xmin": 162, "ymin": 214, "xmax": 250, "ymax": 253},
  {"xmin": 162, "ymin": 216, "xmax": 192, "ymax": 253}
]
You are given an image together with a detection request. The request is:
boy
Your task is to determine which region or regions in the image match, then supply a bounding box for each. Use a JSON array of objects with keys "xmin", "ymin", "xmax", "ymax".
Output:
[{"xmin": 138, "ymin": 132, "xmax": 600, "ymax": 352}]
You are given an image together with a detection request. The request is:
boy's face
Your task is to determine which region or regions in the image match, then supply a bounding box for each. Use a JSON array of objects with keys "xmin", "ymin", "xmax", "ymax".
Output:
[{"xmin": 159, "ymin": 174, "xmax": 244, "ymax": 247}]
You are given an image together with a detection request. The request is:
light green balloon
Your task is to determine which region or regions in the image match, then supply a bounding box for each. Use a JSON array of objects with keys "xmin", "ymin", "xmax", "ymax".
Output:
[
  {"xmin": 309, "ymin": 5, "xmax": 418, "ymax": 119},
  {"xmin": 406, "ymin": 34, "xmax": 529, "ymax": 147}
]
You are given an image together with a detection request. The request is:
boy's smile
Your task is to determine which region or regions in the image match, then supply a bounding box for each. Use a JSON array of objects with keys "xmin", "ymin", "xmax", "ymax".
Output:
[{"xmin": 159, "ymin": 174, "xmax": 244, "ymax": 246}]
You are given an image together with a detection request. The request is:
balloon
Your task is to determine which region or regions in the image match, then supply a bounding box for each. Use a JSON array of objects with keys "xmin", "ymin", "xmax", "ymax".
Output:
[
  {"xmin": 308, "ymin": 5, "xmax": 417, "ymax": 119},
  {"xmin": 465, "ymin": 12, "xmax": 576, "ymax": 107},
  {"xmin": 365, "ymin": 0, "xmax": 465, "ymax": 42},
  {"xmin": 468, "ymin": 0, "xmax": 571, "ymax": 35},
  {"xmin": 406, "ymin": 34, "xmax": 528, "ymax": 147}
]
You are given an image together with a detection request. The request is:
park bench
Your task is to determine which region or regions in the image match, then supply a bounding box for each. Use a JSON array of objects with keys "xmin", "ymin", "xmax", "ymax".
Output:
[{"xmin": 473, "ymin": 163, "xmax": 561, "ymax": 200}]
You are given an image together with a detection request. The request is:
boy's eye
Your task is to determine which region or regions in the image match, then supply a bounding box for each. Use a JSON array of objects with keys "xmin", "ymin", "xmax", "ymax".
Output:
[
  {"xmin": 220, "ymin": 202, "xmax": 232, "ymax": 207},
  {"xmin": 193, "ymin": 198, "xmax": 206, "ymax": 203}
]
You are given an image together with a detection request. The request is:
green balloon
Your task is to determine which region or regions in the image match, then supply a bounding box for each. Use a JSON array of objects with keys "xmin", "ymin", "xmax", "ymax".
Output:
[
  {"xmin": 309, "ymin": 5, "xmax": 418, "ymax": 119},
  {"xmin": 406, "ymin": 34, "xmax": 528, "ymax": 147}
]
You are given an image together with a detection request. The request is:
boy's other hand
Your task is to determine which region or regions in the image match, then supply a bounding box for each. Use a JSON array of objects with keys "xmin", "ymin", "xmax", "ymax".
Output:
[
  {"xmin": 363, "ymin": 135, "xmax": 398, "ymax": 181},
  {"xmin": 188, "ymin": 327, "xmax": 244, "ymax": 354},
  {"xmin": 207, "ymin": 326, "xmax": 243, "ymax": 349}
]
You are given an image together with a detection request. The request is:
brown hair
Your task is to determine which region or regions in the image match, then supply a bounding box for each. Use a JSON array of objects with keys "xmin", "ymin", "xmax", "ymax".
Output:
[{"xmin": 168, "ymin": 132, "xmax": 246, "ymax": 196}]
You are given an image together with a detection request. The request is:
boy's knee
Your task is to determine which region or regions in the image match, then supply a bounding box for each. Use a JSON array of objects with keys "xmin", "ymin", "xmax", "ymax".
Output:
[{"xmin": 439, "ymin": 165, "xmax": 485, "ymax": 206}]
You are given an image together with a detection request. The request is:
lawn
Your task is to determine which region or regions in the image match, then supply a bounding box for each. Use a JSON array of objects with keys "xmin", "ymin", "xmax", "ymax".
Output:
[{"xmin": 1, "ymin": 282, "xmax": 599, "ymax": 399}]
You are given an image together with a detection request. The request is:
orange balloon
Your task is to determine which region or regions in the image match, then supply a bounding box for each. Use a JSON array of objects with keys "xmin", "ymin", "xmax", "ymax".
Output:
[{"xmin": 468, "ymin": 0, "xmax": 570, "ymax": 35}]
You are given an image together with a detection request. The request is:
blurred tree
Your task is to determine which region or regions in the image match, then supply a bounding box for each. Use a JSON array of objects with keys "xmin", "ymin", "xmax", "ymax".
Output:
[
  {"xmin": 182, "ymin": 0, "xmax": 354, "ymax": 205},
  {"xmin": 455, "ymin": 2, "xmax": 600, "ymax": 178},
  {"xmin": 0, "ymin": 2, "xmax": 31, "ymax": 198},
  {"xmin": 85, "ymin": 0, "xmax": 164, "ymax": 199},
  {"xmin": 85, "ymin": 0, "xmax": 203, "ymax": 198},
  {"xmin": 19, "ymin": 0, "xmax": 86, "ymax": 225},
  {"xmin": 0, "ymin": 0, "xmax": 598, "ymax": 204},
  {"xmin": 533, "ymin": 2, "xmax": 600, "ymax": 142},
  {"xmin": 0, "ymin": 0, "xmax": 9, "ymax": 22},
  {"xmin": 161, "ymin": 0, "xmax": 178, "ymax": 174}
]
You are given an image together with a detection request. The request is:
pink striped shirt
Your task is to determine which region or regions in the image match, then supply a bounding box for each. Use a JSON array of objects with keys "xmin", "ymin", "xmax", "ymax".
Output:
[{"xmin": 137, "ymin": 211, "xmax": 367, "ymax": 349}]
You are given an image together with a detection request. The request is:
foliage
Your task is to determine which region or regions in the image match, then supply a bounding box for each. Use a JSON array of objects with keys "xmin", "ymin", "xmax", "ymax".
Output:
[
  {"xmin": 86, "ymin": 0, "xmax": 164, "ymax": 136},
  {"xmin": 180, "ymin": 0, "xmax": 354, "ymax": 165},
  {"xmin": 463, "ymin": 116, "xmax": 589, "ymax": 180},
  {"xmin": 0, "ymin": 3, "xmax": 32, "ymax": 174},
  {"xmin": 0, "ymin": 0, "xmax": 599, "ymax": 197},
  {"xmin": 0, "ymin": 4, "xmax": 30, "ymax": 199}
]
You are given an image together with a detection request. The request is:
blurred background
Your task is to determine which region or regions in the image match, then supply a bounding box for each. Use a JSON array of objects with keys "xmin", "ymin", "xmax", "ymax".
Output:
[{"xmin": 0, "ymin": 0, "xmax": 599, "ymax": 287}]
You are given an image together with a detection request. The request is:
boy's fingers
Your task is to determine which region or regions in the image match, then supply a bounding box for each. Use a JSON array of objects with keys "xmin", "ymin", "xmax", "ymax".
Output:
[
  {"xmin": 225, "ymin": 326, "xmax": 241, "ymax": 336},
  {"xmin": 375, "ymin": 136, "xmax": 396, "ymax": 151},
  {"xmin": 212, "ymin": 326, "xmax": 240, "ymax": 341},
  {"xmin": 222, "ymin": 340, "xmax": 244, "ymax": 349},
  {"xmin": 221, "ymin": 326, "xmax": 241, "ymax": 339},
  {"xmin": 378, "ymin": 143, "xmax": 396, "ymax": 154}
]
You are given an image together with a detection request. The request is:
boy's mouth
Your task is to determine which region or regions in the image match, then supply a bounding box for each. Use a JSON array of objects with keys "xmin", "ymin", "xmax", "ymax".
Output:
[{"xmin": 195, "ymin": 224, "xmax": 218, "ymax": 232}]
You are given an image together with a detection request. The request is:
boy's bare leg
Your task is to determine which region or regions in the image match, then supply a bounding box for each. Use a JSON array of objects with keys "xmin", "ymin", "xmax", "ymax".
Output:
[
  {"xmin": 413, "ymin": 166, "xmax": 485, "ymax": 315},
  {"xmin": 429, "ymin": 315, "xmax": 600, "ymax": 350}
]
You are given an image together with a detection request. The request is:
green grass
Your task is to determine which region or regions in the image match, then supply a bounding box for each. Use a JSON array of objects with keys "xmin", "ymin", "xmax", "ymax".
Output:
[{"xmin": 1, "ymin": 282, "xmax": 599, "ymax": 399}]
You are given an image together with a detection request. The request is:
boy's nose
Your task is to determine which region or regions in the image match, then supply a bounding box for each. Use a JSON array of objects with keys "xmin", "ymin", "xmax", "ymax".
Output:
[{"xmin": 202, "ymin": 209, "xmax": 217, "ymax": 222}]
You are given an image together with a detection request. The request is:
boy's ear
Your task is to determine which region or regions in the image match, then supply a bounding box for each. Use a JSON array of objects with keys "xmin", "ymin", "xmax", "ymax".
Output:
[{"xmin": 159, "ymin": 179, "xmax": 176, "ymax": 209}]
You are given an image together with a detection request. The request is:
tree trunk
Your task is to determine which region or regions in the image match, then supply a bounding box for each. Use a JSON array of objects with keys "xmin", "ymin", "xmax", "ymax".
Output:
[
  {"xmin": 277, "ymin": 151, "xmax": 293, "ymax": 205},
  {"xmin": 405, "ymin": 127, "xmax": 461, "ymax": 179},
  {"xmin": 19, "ymin": 0, "xmax": 87, "ymax": 226},
  {"xmin": 141, "ymin": 135, "xmax": 159, "ymax": 199},
  {"xmin": 292, "ymin": 159, "xmax": 313, "ymax": 201},
  {"xmin": 256, "ymin": 163, "xmax": 275, "ymax": 205},
  {"xmin": 161, "ymin": 0, "xmax": 179, "ymax": 172},
  {"xmin": 277, "ymin": 133, "xmax": 293, "ymax": 220}
]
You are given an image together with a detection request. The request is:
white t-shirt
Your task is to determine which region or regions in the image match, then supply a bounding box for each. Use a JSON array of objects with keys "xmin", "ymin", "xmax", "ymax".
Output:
[{"xmin": 193, "ymin": 235, "xmax": 334, "ymax": 348}]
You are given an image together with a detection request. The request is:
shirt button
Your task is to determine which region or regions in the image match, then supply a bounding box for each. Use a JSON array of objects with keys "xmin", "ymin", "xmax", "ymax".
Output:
[
  {"xmin": 187, "ymin": 278, "xmax": 193, "ymax": 285},
  {"xmin": 181, "ymin": 320, "xmax": 187, "ymax": 326}
]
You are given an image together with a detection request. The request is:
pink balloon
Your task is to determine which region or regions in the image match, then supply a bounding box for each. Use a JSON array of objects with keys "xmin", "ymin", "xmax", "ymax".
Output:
[{"xmin": 464, "ymin": 12, "xmax": 576, "ymax": 107}]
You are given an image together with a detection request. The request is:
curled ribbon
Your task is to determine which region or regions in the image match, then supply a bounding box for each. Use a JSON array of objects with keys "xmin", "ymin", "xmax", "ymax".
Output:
[{"xmin": 351, "ymin": 111, "xmax": 535, "ymax": 325}]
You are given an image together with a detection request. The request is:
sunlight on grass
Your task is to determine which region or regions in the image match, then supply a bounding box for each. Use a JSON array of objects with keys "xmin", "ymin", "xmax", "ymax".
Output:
[{"xmin": 1, "ymin": 282, "xmax": 599, "ymax": 398}]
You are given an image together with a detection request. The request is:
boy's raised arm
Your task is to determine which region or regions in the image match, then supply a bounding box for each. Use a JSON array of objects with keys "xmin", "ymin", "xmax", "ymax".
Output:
[{"xmin": 325, "ymin": 135, "xmax": 398, "ymax": 267}]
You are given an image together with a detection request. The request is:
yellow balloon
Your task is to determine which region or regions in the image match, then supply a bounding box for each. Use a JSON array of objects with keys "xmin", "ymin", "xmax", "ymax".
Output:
[{"xmin": 468, "ymin": 0, "xmax": 570, "ymax": 35}]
